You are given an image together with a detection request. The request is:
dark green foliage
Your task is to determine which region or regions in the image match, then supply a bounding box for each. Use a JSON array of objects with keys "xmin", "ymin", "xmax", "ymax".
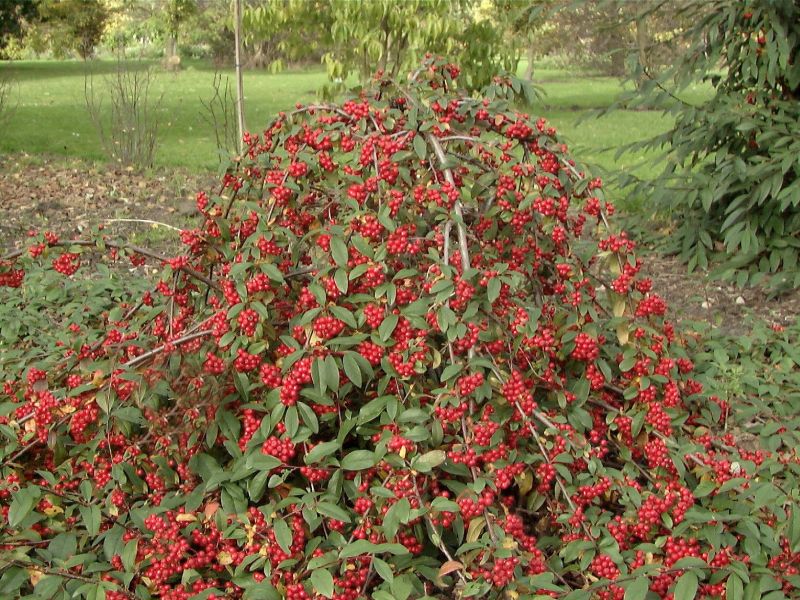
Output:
[
  {"xmin": 691, "ymin": 315, "xmax": 800, "ymax": 453},
  {"xmin": 0, "ymin": 260, "xmax": 150, "ymax": 382},
  {"xmin": 610, "ymin": 0, "xmax": 800, "ymax": 291},
  {"xmin": 29, "ymin": 0, "xmax": 109, "ymax": 59},
  {"xmin": 0, "ymin": 0, "xmax": 39, "ymax": 57},
  {"xmin": 242, "ymin": 0, "xmax": 526, "ymax": 94}
]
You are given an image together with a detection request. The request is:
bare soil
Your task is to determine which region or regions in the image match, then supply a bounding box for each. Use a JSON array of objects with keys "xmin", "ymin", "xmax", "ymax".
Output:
[
  {"xmin": 638, "ymin": 252, "xmax": 800, "ymax": 334},
  {"xmin": 0, "ymin": 153, "xmax": 215, "ymax": 250}
]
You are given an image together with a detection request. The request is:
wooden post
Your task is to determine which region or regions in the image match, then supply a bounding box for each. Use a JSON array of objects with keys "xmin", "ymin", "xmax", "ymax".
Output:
[{"xmin": 233, "ymin": 0, "xmax": 246, "ymax": 154}]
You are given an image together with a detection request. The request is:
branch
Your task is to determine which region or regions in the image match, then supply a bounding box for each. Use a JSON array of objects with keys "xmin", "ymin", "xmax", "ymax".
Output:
[
  {"xmin": 410, "ymin": 476, "xmax": 469, "ymax": 587},
  {"xmin": 426, "ymin": 133, "xmax": 471, "ymax": 271},
  {"xmin": 2, "ymin": 239, "xmax": 220, "ymax": 292},
  {"xmin": 103, "ymin": 219, "xmax": 183, "ymax": 231},
  {"xmin": 6, "ymin": 559, "xmax": 136, "ymax": 598},
  {"xmin": 123, "ymin": 329, "xmax": 213, "ymax": 368}
]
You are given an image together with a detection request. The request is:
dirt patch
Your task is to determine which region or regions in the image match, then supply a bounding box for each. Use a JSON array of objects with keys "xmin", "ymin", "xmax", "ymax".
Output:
[
  {"xmin": 639, "ymin": 251, "xmax": 800, "ymax": 334},
  {"xmin": 0, "ymin": 153, "xmax": 216, "ymax": 252}
]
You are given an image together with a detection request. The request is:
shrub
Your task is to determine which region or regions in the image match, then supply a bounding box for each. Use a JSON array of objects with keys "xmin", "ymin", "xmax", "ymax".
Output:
[
  {"xmin": 610, "ymin": 0, "xmax": 800, "ymax": 290},
  {"xmin": 1, "ymin": 58, "xmax": 799, "ymax": 599},
  {"xmin": 85, "ymin": 56, "xmax": 163, "ymax": 169},
  {"xmin": 201, "ymin": 71, "xmax": 240, "ymax": 164}
]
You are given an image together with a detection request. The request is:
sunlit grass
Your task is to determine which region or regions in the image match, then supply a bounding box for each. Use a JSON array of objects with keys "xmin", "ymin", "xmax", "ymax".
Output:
[
  {"xmin": 0, "ymin": 59, "xmax": 326, "ymax": 170},
  {"xmin": 0, "ymin": 58, "xmax": 713, "ymax": 208}
]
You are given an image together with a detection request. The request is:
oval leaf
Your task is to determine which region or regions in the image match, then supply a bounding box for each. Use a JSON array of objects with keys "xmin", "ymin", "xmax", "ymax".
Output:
[
  {"xmin": 310, "ymin": 569, "xmax": 335, "ymax": 598},
  {"xmin": 624, "ymin": 576, "xmax": 650, "ymax": 600},
  {"xmin": 673, "ymin": 571, "xmax": 698, "ymax": 600},
  {"xmin": 340, "ymin": 450, "xmax": 377, "ymax": 470}
]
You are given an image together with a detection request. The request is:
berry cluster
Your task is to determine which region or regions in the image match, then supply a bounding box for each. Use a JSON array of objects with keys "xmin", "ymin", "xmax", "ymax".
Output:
[{"xmin": 0, "ymin": 56, "xmax": 793, "ymax": 600}]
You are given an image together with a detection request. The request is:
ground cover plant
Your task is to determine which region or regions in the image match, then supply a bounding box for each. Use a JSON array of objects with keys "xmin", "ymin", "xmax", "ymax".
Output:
[{"xmin": 1, "ymin": 58, "xmax": 799, "ymax": 600}]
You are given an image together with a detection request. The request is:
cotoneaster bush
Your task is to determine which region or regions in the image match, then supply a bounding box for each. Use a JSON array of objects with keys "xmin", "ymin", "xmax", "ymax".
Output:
[{"xmin": 1, "ymin": 58, "xmax": 799, "ymax": 600}]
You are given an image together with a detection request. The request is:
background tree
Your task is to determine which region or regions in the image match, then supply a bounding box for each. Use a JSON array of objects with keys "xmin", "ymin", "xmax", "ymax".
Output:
[
  {"xmin": 609, "ymin": 0, "xmax": 800, "ymax": 290},
  {"xmin": 34, "ymin": 0, "xmax": 109, "ymax": 59},
  {"xmin": 478, "ymin": 0, "xmax": 548, "ymax": 82},
  {"xmin": 0, "ymin": 0, "xmax": 40, "ymax": 58},
  {"xmin": 531, "ymin": 0, "xmax": 691, "ymax": 78},
  {"xmin": 241, "ymin": 0, "xmax": 332, "ymax": 70},
  {"xmin": 181, "ymin": 0, "xmax": 234, "ymax": 65},
  {"xmin": 243, "ymin": 0, "xmax": 520, "ymax": 93},
  {"xmin": 163, "ymin": 0, "xmax": 197, "ymax": 68}
]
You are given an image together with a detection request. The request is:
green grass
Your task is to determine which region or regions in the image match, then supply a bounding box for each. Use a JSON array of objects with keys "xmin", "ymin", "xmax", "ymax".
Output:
[
  {"xmin": 0, "ymin": 58, "xmax": 713, "ymax": 199},
  {"xmin": 0, "ymin": 59, "xmax": 327, "ymax": 171},
  {"xmin": 527, "ymin": 69, "xmax": 712, "ymax": 189}
]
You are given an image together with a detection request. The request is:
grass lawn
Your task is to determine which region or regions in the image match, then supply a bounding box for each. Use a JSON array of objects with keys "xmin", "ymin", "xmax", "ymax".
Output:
[
  {"xmin": 0, "ymin": 59, "xmax": 712, "ymax": 205},
  {"xmin": 0, "ymin": 59, "xmax": 326, "ymax": 172}
]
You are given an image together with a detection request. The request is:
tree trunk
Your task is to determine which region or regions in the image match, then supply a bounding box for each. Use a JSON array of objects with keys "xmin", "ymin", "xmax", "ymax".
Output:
[
  {"xmin": 524, "ymin": 42, "xmax": 535, "ymax": 81},
  {"xmin": 165, "ymin": 35, "xmax": 180, "ymax": 70},
  {"xmin": 635, "ymin": 14, "xmax": 649, "ymax": 86},
  {"xmin": 610, "ymin": 40, "xmax": 626, "ymax": 78},
  {"xmin": 166, "ymin": 36, "xmax": 177, "ymax": 59},
  {"xmin": 390, "ymin": 32, "xmax": 408, "ymax": 79}
]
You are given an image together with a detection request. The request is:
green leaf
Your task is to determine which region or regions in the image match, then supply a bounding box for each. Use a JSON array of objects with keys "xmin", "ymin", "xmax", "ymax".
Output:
[
  {"xmin": 378, "ymin": 314, "xmax": 399, "ymax": 342},
  {"xmin": 343, "ymin": 352, "xmax": 363, "ymax": 387},
  {"xmin": 9, "ymin": 486, "xmax": 40, "ymax": 527},
  {"xmin": 372, "ymin": 557, "xmax": 394, "ymax": 583},
  {"xmin": 673, "ymin": 571, "xmax": 698, "ymax": 599},
  {"xmin": 246, "ymin": 454, "xmax": 282, "ymax": 471},
  {"xmin": 312, "ymin": 357, "xmax": 327, "ymax": 393},
  {"xmin": 310, "ymin": 569, "xmax": 335, "ymax": 598},
  {"xmin": 324, "ymin": 355, "xmax": 340, "ymax": 393},
  {"xmin": 331, "ymin": 236, "xmax": 349, "ymax": 268},
  {"xmin": 358, "ymin": 395, "xmax": 389, "ymax": 424},
  {"xmin": 693, "ymin": 480, "xmax": 717, "ymax": 498},
  {"xmin": 413, "ymin": 450, "xmax": 446, "ymax": 473},
  {"xmin": 339, "ymin": 540, "xmax": 409, "ymax": 559},
  {"xmin": 334, "ymin": 268, "xmax": 349, "ymax": 294},
  {"xmin": 487, "ymin": 278, "xmax": 501, "ymax": 303},
  {"xmin": 285, "ymin": 404, "xmax": 300, "ymax": 438},
  {"xmin": 261, "ymin": 262, "xmax": 285, "ymax": 284},
  {"xmin": 297, "ymin": 401, "xmax": 319, "ymax": 433},
  {"xmin": 305, "ymin": 440, "xmax": 340, "ymax": 464},
  {"xmin": 440, "ymin": 363, "xmax": 462, "ymax": 382},
  {"xmin": 113, "ymin": 406, "xmax": 144, "ymax": 424},
  {"xmin": 413, "ymin": 134, "xmax": 427, "ymax": 160},
  {"xmin": 624, "ymin": 576, "xmax": 650, "ymax": 600},
  {"xmin": 34, "ymin": 575, "xmax": 63, "ymax": 598},
  {"xmin": 273, "ymin": 518, "xmax": 292, "ymax": 554},
  {"xmin": 317, "ymin": 501, "xmax": 352, "ymax": 523},
  {"xmin": 0, "ymin": 567, "xmax": 28, "ymax": 596},
  {"xmin": 122, "ymin": 539, "xmax": 138, "ymax": 572},
  {"xmin": 79, "ymin": 504, "xmax": 101, "ymax": 536},
  {"xmin": 329, "ymin": 305, "xmax": 357, "ymax": 329},
  {"xmin": 726, "ymin": 575, "xmax": 743, "ymax": 600},
  {"xmin": 383, "ymin": 498, "xmax": 411, "ymax": 540},
  {"xmin": 49, "ymin": 532, "xmax": 77, "ymax": 560},
  {"xmin": 341, "ymin": 450, "xmax": 377, "ymax": 470}
]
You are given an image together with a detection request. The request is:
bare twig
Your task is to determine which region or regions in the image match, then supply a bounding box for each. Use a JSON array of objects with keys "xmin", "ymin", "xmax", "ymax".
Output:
[{"xmin": 104, "ymin": 218, "xmax": 182, "ymax": 231}]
